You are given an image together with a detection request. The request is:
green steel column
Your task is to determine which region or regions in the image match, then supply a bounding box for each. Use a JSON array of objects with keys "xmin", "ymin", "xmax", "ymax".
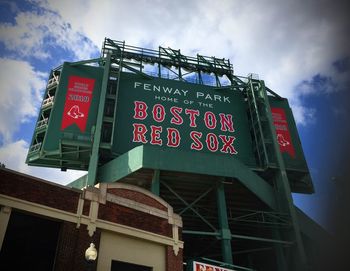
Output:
[
  {"xmin": 86, "ymin": 53, "xmax": 111, "ymax": 187},
  {"xmin": 216, "ymin": 181, "xmax": 233, "ymax": 264},
  {"xmin": 259, "ymin": 80, "xmax": 307, "ymax": 270},
  {"xmin": 151, "ymin": 169, "xmax": 160, "ymax": 196},
  {"xmin": 272, "ymin": 227, "xmax": 288, "ymax": 270}
]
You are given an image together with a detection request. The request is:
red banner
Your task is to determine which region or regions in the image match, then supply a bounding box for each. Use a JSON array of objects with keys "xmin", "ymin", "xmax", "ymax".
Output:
[
  {"xmin": 61, "ymin": 76, "xmax": 96, "ymax": 132},
  {"xmin": 271, "ymin": 107, "xmax": 295, "ymax": 158}
]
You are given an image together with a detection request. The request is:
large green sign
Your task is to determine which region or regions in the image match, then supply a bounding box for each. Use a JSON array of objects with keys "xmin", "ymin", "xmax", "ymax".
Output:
[
  {"xmin": 27, "ymin": 65, "xmax": 313, "ymax": 192},
  {"xmin": 269, "ymin": 97, "xmax": 313, "ymax": 192},
  {"xmin": 44, "ymin": 64, "xmax": 104, "ymax": 151},
  {"xmin": 113, "ymin": 72, "xmax": 257, "ymax": 167},
  {"xmin": 25, "ymin": 63, "xmax": 104, "ymax": 170}
]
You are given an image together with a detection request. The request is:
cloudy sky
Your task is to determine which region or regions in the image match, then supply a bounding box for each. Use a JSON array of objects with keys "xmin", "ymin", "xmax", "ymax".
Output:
[{"xmin": 0, "ymin": 0, "xmax": 349, "ymax": 229}]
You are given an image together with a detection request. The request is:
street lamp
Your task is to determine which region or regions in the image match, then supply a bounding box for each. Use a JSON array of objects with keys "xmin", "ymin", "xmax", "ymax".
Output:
[
  {"xmin": 85, "ymin": 243, "xmax": 98, "ymax": 270},
  {"xmin": 85, "ymin": 243, "xmax": 98, "ymax": 261}
]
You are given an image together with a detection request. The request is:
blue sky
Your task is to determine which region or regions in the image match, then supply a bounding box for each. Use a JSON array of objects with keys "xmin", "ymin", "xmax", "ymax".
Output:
[{"xmin": 0, "ymin": 0, "xmax": 349, "ymax": 230}]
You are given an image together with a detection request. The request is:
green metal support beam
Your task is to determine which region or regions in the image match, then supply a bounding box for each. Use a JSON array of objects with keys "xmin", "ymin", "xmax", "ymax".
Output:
[
  {"xmin": 231, "ymin": 233, "xmax": 293, "ymax": 245},
  {"xmin": 232, "ymin": 247, "xmax": 273, "ymax": 255},
  {"xmin": 178, "ymin": 185, "xmax": 215, "ymax": 216},
  {"xmin": 217, "ymin": 181, "xmax": 233, "ymax": 264},
  {"xmin": 86, "ymin": 53, "xmax": 111, "ymax": 187},
  {"xmin": 120, "ymin": 61, "xmax": 153, "ymax": 79},
  {"xmin": 161, "ymin": 181, "xmax": 217, "ymax": 232},
  {"xmin": 67, "ymin": 57, "xmax": 103, "ymax": 67},
  {"xmin": 259, "ymin": 79, "xmax": 308, "ymax": 270},
  {"xmin": 151, "ymin": 169, "xmax": 160, "ymax": 196},
  {"xmin": 68, "ymin": 145, "xmax": 277, "ymax": 210},
  {"xmin": 182, "ymin": 230, "xmax": 293, "ymax": 245},
  {"xmin": 67, "ymin": 174, "xmax": 88, "ymax": 189},
  {"xmin": 182, "ymin": 230, "xmax": 219, "ymax": 236}
]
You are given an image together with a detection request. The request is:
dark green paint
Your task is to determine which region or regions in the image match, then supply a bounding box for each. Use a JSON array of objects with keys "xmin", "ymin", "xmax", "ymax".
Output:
[
  {"xmin": 26, "ymin": 63, "xmax": 104, "ymax": 170},
  {"xmin": 68, "ymin": 145, "xmax": 277, "ymax": 210},
  {"xmin": 269, "ymin": 97, "xmax": 314, "ymax": 193},
  {"xmin": 113, "ymin": 72, "xmax": 256, "ymax": 167},
  {"xmin": 87, "ymin": 54, "xmax": 111, "ymax": 187},
  {"xmin": 217, "ymin": 181, "xmax": 233, "ymax": 264},
  {"xmin": 43, "ymin": 63, "xmax": 103, "ymax": 152}
]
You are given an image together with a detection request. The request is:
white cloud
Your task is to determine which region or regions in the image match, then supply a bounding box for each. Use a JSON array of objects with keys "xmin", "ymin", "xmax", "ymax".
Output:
[
  {"xmin": 0, "ymin": 139, "xmax": 86, "ymax": 185},
  {"xmin": 0, "ymin": 58, "xmax": 46, "ymax": 143},
  {"xmin": 39, "ymin": 0, "xmax": 350, "ymax": 125},
  {"xmin": 0, "ymin": 7, "xmax": 98, "ymax": 61},
  {"xmin": 289, "ymin": 102, "xmax": 316, "ymax": 126},
  {"xmin": 0, "ymin": 140, "xmax": 29, "ymax": 172}
]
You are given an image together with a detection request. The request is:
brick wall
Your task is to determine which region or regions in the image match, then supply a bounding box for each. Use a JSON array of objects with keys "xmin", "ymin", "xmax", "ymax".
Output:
[
  {"xmin": 98, "ymin": 201, "xmax": 172, "ymax": 237},
  {"xmin": 0, "ymin": 168, "xmax": 183, "ymax": 271},
  {"xmin": 167, "ymin": 246, "xmax": 184, "ymax": 271},
  {"xmin": 0, "ymin": 169, "xmax": 80, "ymax": 213},
  {"xmin": 54, "ymin": 222, "xmax": 101, "ymax": 271}
]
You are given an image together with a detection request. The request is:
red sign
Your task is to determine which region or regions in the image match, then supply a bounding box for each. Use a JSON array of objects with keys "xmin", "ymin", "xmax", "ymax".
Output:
[
  {"xmin": 193, "ymin": 261, "xmax": 234, "ymax": 271},
  {"xmin": 271, "ymin": 107, "xmax": 295, "ymax": 158},
  {"xmin": 61, "ymin": 76, "xmax": 96, "ymax": 132}
]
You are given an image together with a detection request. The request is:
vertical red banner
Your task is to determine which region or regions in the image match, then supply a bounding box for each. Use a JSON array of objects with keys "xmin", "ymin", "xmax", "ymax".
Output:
[
  {"xmin": 61, "ymin": 76, "xmax": 96, "ymax": 132},
  {"xmin": 271, "ymin": 107, "xmax": 296, "ymax": 158}
]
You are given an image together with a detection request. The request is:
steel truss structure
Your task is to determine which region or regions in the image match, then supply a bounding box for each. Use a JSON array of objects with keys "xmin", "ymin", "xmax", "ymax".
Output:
[{"xmin": 30, "ymin": 38, "xmax": 313, "ymax": 270}]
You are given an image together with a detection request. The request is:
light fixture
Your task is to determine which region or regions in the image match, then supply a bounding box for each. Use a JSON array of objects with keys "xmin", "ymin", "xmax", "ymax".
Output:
[{"xmin": 85, "ymin": 243, "xmax": 98, "ymax": 262}]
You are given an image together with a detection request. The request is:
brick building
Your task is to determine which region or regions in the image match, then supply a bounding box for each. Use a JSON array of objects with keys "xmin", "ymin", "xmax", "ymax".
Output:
[{"xmin": 0, "ymin": 168, "xmax": 183, "ymax": 271}]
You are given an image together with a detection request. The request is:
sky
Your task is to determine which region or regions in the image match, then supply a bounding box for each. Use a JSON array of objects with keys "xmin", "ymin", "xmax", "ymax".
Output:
[{"xmin": 0, "ymin": 0, "xmax": 349, "ymax": 230}]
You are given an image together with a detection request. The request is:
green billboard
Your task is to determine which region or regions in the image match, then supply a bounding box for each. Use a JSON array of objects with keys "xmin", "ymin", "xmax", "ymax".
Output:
[
  {"xmin": 26, "ymin": 65, "xmax": 313, "ymax": 192},
  {"xmin": 269, "ymin": 97, "xmax": 313, "ymax": 192},
  {"xmin": 26, "ymin": 63, "xmax": 103, "ymax": 169},
  {"xmin": 45, "ymin": 64, "xmax": 104, "ymax": 148},
  {"xmin": 112, "ymin": 72, "xmax": 257, "ymax": 167}
]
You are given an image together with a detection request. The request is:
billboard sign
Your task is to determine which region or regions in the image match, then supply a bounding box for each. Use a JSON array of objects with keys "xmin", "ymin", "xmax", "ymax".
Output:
[
  {"xmin": 269, "ymin": 97, "xmax": 309, "ymax": 171},
  {"xmin": 37, "ymin": 63, "xmax": 103, "ymax": 154},
  {"xmin": 27, "ymin": 64, "xmax": 313, "ymax": 192},
  {"xmin": 112, "ymin": 72, "xmax": 257, "ymax": 166},
  {"xmin": 192, "ymin": 261, "xmax": 235, "ymax": 271},
  {"xmin": 269, "ymin": 97, "xmax": 313, "ymax": 193}
]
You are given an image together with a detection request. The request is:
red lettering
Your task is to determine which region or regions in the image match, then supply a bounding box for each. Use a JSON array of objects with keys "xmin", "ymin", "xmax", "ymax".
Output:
[
  {"xmin": 150, "ymin": 125, "xmax": 162, "ymax": 145},
  {"xmin": 167, "ymin": 128, "xmax": 181, "ymax": 147},
  {"xmin": 132, "ymin": 123, "xmax": 148, "ymax": 143},
  {"xmin": 133, "ymin": 101, "xmax": 148, "ymax": 120},
  {"xmin": 206, "ymin": 133, "xmax": 218, "ymax": 152},
  {"xmin": 185, "ymin": 109, "xmax": 199, "ymax": 127},
  {"xmin": 152, "ymin": 104, "xmax": 165, "ymax": 122},
  {"xmin": 204, "ymin": 111, "xmax": 217, "ymax": 129},
  {"xmin": 131, "ymin": 102, "xmax": 239, "ymax": 155},
  {"xmin": 219, "ymin": 113, "xmax": 234, "ymax": 132},
  {"xmin": 190, "ymin": 131, "xmax": 203, "ymax": 151},
  {"xmin": 219, "ymin": 135, "xmax": 237, "ymax": 154},
  {"xmin": 170, "ymin": 106, "xmax": 183, "ymax": 125}
]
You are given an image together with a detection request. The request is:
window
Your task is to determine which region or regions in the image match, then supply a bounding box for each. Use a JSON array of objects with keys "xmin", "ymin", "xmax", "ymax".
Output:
[{"xmin": 111, "ymin": 260, "xmax": 152, "ymax": 271}]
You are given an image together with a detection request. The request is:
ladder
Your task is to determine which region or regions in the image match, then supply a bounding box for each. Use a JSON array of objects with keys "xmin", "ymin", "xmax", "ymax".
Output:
[
  {"xmin": 246, "ymin": 75, "xmax": 275, "ymax": 169},
  {"xmin": 99, "ymin": 41, "xmax": 128, "ymax": 156},
  {"xmin": 28, "ymin": 70, "xmax": 60, "ymax": 156}
]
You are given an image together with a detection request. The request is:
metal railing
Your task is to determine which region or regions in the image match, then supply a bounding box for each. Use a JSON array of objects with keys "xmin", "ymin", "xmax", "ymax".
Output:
[
  {"xmin": 29, "ymin": 142, "xmax": 42, "ymax": 153},
  {"xmin": 36, "ymin": 118, "xmax": 48, "ymax": 130},
  {"xmin": 42, "ymin": 96, "xmax": 54, "ymax": 108}
]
